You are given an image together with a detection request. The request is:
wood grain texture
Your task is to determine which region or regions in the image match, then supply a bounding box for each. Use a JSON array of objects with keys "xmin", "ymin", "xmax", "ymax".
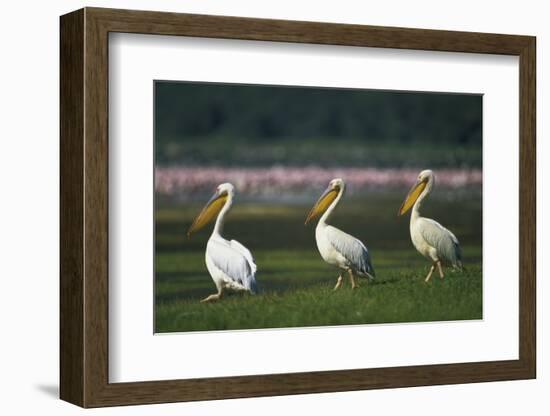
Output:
[
  {"xmin": 518, "ymin": 38, "xmax": 536, "ymax": 376},
  {"xmin": 59, "ymin": 7, "xmax": 537, "ymax": 408},
  {"xmin": 89, "ymin": 7, "xmax": 532, "ymax": 54},
  {"xmin": 59, "ymin": 8, "xmax": 84, "ymax": 406},
  {"xmin": 83, "ymin": 11, "xmax": 110, "ymax": 406}
]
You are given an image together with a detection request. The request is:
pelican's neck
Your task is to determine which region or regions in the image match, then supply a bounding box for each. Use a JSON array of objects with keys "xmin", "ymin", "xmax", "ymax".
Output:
[
  {"xmin": 318, "ymin": 185, "xmax": 345, "ymax": 227},
  {"xmin": 212, "ymin": 192, "xmax": 233, "ymax": 237},
  {"xmin": 411, "ymin": 178, "xmax": 433, "ymax": 222}
]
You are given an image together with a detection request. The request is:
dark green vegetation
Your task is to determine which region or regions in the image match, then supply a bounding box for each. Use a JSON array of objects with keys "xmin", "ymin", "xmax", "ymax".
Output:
[
  {"xmin": 154, "ymin": 136, "xmax": 482, "ymax": 169},
  {"xmin": 155, "ymin": 193, "xmax": 482, "ymax": 332},
  {"xmin": 155, "ymin": 82, "xmax": 482, "ymax": 168}
]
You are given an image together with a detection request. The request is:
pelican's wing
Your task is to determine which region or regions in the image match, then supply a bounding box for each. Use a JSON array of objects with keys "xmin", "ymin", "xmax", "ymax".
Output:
[
  {"xmin": 326, "ymin": 226, "xmax": 375, "ymax": 279},
  {"xmin": 418, "ymin": 218, "xmax": 463, "ymax": 268},
  {"xmin": 207, "ymin": 238, "xmax": 258, "ymax": 293},
  {"xmin": 229, "ymin": 239, "xmax": 258, "ymax": 275}
]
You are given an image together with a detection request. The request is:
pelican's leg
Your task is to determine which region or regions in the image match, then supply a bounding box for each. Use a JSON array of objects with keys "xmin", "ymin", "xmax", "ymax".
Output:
[
  {"xmin": 348, "ymin": 269, "xmax": 358, "ymax": 290},
  {"xmin": 334, "ymin": 273, "xmax": 344, "ymax": 291},
  {"xmin": 200, "ymin": 288, "xmax": 224, "ymax": 303},
  {"xmin": 424, "ymin": 264, "xmax": 436, "ymax": 283},
  {"xmin": 436, "ymin": 261, "xmax": 445, "ymax": 279}
]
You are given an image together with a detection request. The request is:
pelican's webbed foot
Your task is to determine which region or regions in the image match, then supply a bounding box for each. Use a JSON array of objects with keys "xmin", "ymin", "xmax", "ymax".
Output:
[{"xmin": 200, "ymin": 290, "xmax": 223, "ymax": 303}]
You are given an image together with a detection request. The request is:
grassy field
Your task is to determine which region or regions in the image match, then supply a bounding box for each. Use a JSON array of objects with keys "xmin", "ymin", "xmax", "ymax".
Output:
[{"xmin": 155, "ymin": 193, "xmax": 482, "ymax": 332}]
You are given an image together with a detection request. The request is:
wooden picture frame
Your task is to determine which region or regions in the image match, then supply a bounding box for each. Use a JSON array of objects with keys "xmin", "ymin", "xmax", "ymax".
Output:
[{"xmin": 60, "ymin": 7, "xmax": 536, "ymax": 408}]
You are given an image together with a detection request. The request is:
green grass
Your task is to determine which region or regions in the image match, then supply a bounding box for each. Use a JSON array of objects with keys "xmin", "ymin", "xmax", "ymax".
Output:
[
  {"xmin": 155, "ymin": 193, "xmax": 482, "ymax": 332},
  {"xmin": 156, "ymin": 250, "xmax": 482, "ymax": 332}
]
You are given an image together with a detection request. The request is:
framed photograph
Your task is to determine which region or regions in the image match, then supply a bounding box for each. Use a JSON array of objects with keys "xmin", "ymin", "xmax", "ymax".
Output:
[{"xmin": 60, "ymin": 7, "xmax": 536, "ymax": 408}]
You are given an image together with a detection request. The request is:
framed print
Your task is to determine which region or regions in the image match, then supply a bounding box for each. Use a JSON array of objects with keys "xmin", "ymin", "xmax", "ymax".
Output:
[{"xmin": 60, "ymin": 7, "xmax": 536, "ymax": 408}]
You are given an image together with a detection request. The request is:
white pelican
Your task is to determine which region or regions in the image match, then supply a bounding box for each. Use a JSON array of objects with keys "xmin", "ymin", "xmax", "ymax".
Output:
[
  {"xmin": 398, "ymin": 170, "xmax": 463, "ymax": 282},
  {"xmin": 305, "ymin": 178, "xmax": 375, "ymax": 290},
  {"xmin": 187, "ymin": 183, "xmax": 257, "ymax": 302}
]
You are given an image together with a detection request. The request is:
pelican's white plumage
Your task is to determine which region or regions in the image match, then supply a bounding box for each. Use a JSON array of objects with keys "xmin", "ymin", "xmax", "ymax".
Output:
[
  {"xmin": 399, "ymin": 170, "xmax": 463, "ymax": 282},
  {"xmin": 206, "ymin": 237, "xmax": 257, "ymax": 293},
  {"xmin": 306, "ymin": 178, "xmax": 375, "ymax": 290},
  {"xmin": 188, "ymin": 183, "xmax": 257, "ymax": 302}
]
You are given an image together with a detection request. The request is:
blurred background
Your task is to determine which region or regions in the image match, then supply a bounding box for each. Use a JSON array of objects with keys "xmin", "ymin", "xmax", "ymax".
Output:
[
  {"xmin": 154, "ymin": 81, "xmax": 483, "ymax": 332},
  {"xmin": 155, "ymin": 81, "xmax": 482, "ymax": 201}
]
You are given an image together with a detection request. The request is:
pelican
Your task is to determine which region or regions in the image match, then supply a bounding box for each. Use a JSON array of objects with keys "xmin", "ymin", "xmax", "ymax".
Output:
[
  {"xmin": 398, "ymin": 170, "xmax": 463, "ymax": 282},
  {"xmin": 305, "ymin": 178, "xmax": 375, "ymax": 290},
  {"xmin": 187, "ymin": 183, "xmax": 257, "ymax": 302}
]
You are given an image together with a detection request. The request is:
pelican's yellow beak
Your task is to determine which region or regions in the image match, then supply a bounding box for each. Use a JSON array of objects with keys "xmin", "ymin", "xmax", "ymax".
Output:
[
  {"xmin": 187, "ymin": 191, "xmax": 228, "ymax": 237},
  {"xmin": 305, "ymin": 185, "xmax": 339, "ymax": 225},
  {"xmin": 398, "ymin": 179, "xmax": 427, "ymax": 216}
]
